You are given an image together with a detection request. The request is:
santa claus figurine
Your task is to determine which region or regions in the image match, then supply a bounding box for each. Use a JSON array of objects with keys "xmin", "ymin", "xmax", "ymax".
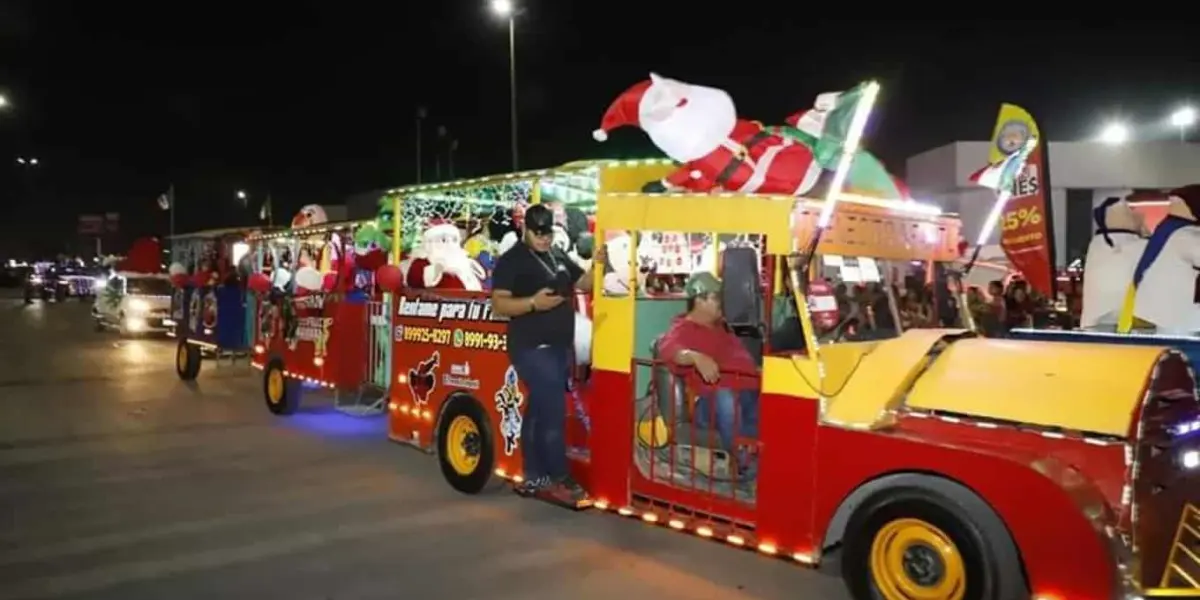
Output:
[
  {"xmin": 405, "ymin": 219, "xmax": 486, "ymax": 291},
  {"xmin": 1081, "ymin": 196, "xmax": 1148, "ymax": 329},
  {"xmin": 592, "ymin": 73, "xmax": 824, "ymax": 195},
  {"xmin": 1127, "ymin": 185, "xmax": 1200, "ymax": 333}
]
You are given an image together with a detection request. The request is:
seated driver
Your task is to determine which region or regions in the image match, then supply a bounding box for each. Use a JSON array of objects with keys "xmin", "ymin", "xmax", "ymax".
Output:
[{"xmin": 658, "ymin": 272, "xmax": 760, "ymax": 470}]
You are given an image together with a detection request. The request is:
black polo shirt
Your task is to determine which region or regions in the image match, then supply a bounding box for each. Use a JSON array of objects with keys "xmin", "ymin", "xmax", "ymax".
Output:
[{"xmin": 492, "ymin": 243, "xmax": 584, "ymax": 355}]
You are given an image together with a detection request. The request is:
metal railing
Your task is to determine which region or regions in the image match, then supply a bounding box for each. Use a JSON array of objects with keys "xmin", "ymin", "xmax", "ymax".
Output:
[
  {"xmin": 1158, "ymin": 503, "xmax": 1200, "ymax": 589},
  {"xmin": 337, "ymin": 298, "xmax": 389, "ymax": 416},
  {"xmin": 633, "ymin": 357, "xmax": 761, "ymax": 505}
]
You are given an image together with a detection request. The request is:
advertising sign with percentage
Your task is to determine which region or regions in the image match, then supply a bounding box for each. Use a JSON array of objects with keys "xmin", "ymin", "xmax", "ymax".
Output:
[{"xmin": 989, "ymin": 105, "xmax": 1055, "ymax": 297}]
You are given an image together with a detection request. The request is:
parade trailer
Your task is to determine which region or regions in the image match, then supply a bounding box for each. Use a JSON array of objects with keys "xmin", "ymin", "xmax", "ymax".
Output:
[
  {"xmin": 249, "ymin": 218, "xmax": 373, "ymax": 415},
  {"xmin": 387, "ymin": 181, "xmax": 1197, "ymax": 597},
  {"xmin": 167, "ymin": 226, "xmax": 268, "ymax": 380}
]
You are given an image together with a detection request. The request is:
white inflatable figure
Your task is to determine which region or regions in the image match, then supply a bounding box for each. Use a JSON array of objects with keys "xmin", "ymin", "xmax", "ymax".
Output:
[
  {"xmin": 405, "ymin": 219, "xmax": 486, "ymax": 291},
  {"xmin": 603, "ymin": 232, "xmax": 634, "ymax": 295},
  {"xmin": 291, "ymin": 205, "xmax": 328, "ymax": 228},
  {"xmin": 1081, "ymin": 197, "xmax": 1148, "ymax": 328},
  {"xmin": 592, "ymin": 73, "xmax": 823, "ymax": 195},
  {"xmin": 497, "ymin": 231, "xmax": 520, "ymax": 256},
  {"xmin": 270, "ymin": 267, "xmax": 292, "ymax": 291},
  {"xmin": 1130, "ymin": 185, "xmax": 1200, "ymax": 333},
  {"xmin": 294, "ymin": 266, "xmax": 323, "ymax": 291}
]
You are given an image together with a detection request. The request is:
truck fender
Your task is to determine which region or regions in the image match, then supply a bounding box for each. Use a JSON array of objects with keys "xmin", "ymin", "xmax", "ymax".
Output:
[{"xmin": 821, "ymin": 470, "xmax": 1018, "ymax": 557}]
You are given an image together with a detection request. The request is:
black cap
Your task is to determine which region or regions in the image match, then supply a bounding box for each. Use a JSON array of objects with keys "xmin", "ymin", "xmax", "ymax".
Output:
[{"xmin": 524, "ymin": 204, "xmax": 555, "ymax": 236}]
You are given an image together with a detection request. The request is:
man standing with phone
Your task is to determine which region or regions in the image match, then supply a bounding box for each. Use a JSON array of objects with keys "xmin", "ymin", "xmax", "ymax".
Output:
[{"xmin": 490, "ymin": 204, "xmax": 601, "ymax": 501}]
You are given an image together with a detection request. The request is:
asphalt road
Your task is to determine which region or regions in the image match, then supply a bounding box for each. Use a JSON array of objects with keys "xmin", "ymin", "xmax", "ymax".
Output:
[{"xmin": 0, "ymin": 296, "xmax": 850, "ymax": 600}]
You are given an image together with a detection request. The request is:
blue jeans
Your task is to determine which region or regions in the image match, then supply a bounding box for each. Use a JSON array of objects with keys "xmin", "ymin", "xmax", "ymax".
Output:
[
  {"xmin": 511, "ymin": 345, "xmax": 570, "ymax": 481},
  {"xmin": 694, "ymin": 388, "xmax": 759, "ymax": 453}
]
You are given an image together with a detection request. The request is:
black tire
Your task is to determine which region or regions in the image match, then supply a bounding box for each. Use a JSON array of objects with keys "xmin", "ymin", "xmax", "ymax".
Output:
[
  {"xmin": 436, "ymin": 394, "xmax": 496, "ymax": 495},
  {"xmin": 841, "ymin": 484, "xmax": 1027, "ymax": 600},
  {"xmin": 175, "ymin": 340, "xmax": 201, "ymax": 381},
  {"xmin": 263, "ymin": 357, "xmax": 301, "ymax": 415}
]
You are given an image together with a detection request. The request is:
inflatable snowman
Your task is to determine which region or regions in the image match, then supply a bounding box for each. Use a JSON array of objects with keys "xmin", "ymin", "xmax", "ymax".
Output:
[
  {"xmin": 1081, "ymin": 197, "xmax": 1148, "ymax": 328},
  {"xmin": 1128, "ymin": 185, "xmax": 1200, "ymax": 333}
]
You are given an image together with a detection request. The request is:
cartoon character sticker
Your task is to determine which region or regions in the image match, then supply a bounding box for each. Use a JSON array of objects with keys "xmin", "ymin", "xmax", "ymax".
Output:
[
  {"xmin": 408, "ymin": 351, "xmax": 440, "ymax": 406},
  {"xmin": 495, "ymin": 366, "xmax": 524, "ymax": 455},
  {"xmin": 996, "ymin": 119, "xmax": 1031, "ymax": 156},
  {"xmin": 201, "ymin": 289, "xmax": 218, "ymax": 330},
  {"xmin": 187, "ymin": 292, "xmax": 202, "ymax": 333}
]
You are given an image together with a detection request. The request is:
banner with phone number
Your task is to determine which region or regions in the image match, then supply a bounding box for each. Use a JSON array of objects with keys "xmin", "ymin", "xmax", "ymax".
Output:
[{"xmin": 990, "ymin": 105, "xmax": 1054, "ymax": 298}]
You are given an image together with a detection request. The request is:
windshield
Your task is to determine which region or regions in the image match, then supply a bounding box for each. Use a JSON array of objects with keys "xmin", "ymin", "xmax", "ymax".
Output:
[
  {"xmin": 126, "ymin": 277, "xmax": 173, "ymax": 296},
  {"xmin": 805, "ymin": 255, "xmax": 964, "ymax": 343}
]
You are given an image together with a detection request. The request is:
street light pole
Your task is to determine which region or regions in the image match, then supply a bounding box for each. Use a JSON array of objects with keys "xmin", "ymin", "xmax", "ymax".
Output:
[
  {"xmin": 490, "ymin": 1, "xmax": 519, "ymax": 171},
  {"xmin": 416, "ymin": 107, "xmax": 427, "ymax": 183},
  {"xmin": 507, "ymin": 15, "xmax": 518, "ymax": 171}
]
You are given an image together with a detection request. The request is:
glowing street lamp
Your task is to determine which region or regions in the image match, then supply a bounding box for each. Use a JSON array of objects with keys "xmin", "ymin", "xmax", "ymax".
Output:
[
  {"xmin": 1170, "ymin": 106, "xmax": 1196, "ymax": 142},
  {"xmin": 489, "ymin": 0, "xmax": 518, "ymax": 170},
  {"xmin": 1099, "ymin": 122, "xmax": 1129, "ymax": 146},
  {"xmin": 236, "ymin": 190, "xmax": 247, "ymax": 200},
  {"xmin": 0, "ymin": 95, "xmax": 8, "ymax": 109}
]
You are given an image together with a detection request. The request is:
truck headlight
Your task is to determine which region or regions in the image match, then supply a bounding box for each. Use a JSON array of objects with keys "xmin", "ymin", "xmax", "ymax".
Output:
[
  {"xmin": 128, "ymin": 299, "xmax": 150, "ymax": 313},
  {"xmin": 1181, "ymin": 449, "xmax": 1199, "ymax": 470}
]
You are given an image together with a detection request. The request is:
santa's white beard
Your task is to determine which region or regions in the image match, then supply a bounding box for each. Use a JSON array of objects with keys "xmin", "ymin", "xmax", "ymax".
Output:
[
  {"xmin": 433, "ymin": 250, "xmax": 482, "ymax": 290},
  {"xmin": 642, "ymin": 84, "xmax": 737, "ymax": 163}
]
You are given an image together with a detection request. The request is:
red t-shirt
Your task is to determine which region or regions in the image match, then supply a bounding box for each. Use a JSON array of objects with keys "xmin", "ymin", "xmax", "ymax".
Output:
[{"xmin": 657, "ymin": 315, "xmax": 758, "ymax": 393}]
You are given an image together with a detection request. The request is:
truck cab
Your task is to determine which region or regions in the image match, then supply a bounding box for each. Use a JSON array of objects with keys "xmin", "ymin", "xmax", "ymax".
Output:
[{"xmin": 93, "ymin": 272, "xmax": 173, "ymax": 335}]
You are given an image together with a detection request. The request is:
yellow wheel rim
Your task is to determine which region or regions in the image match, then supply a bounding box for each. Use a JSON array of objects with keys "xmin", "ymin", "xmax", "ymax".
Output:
[
  {"xmin": 446, "ymin": 415, "xmax": 481, "ymax": 475},
  {"xmin": 869, "ymin": 518, "xmax": 966, "ymax": 600},
  {"xmin": 267, "ymin": 369, "xmax": 284, "ymax": 404},
  {"xmin": 176, "ymin": 345, "xmax": 187, "ymax": 372}
]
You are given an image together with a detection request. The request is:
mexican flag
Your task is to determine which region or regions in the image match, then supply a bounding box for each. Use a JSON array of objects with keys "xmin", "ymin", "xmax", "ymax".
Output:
[
  {"xmin": 775, "ymin": 82, "xmax": 904, "ymax": 200},
  {"xmin": 772, "ymin": 124, "xmax": 904, "ymax": 200},
  {"xmin": 786, "ymin": 83, "xmax": 873, "ymax": 169}
]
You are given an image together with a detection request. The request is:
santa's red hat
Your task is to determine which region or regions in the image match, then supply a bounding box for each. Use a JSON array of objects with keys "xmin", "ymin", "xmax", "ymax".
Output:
[
  {"xmin": 592, "ymin": 79, "xmax": 653, "ymax": 142},
  {"xmin": 423, "ymin": 218, "xmax": 458, "ymax": 238}
]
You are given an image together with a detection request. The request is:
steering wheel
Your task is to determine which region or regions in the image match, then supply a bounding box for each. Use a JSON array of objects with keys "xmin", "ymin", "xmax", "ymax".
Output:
[{"xmin": 823, "ymin": 315, "xmax": 860, "ymax": 343}]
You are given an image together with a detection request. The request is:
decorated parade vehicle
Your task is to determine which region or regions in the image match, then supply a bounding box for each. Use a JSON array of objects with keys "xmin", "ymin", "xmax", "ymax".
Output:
[
  {"xmin": 166, "ymin": 226, "xmax": 264, "ymax": 380},
  {"xmin": 382, "ymin": 158, "xmax": 654, "ymax": 454},
  {"xmin": 249, "ymin": 206, "xmax": 371, "ymax": 415},
  {"xmin": 385, "ymin": 74, "xmax": 1197, "ymax": 598},
  {"xmin": 92, "ymin": 238, "xmax": 173, "ymax": 335}
]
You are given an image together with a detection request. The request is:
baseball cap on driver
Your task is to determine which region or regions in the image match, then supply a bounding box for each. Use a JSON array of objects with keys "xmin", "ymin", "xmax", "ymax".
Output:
[
  {"xmin": 524, "ymin": 205, "xmax": 555, "ymax": 236},
  {"xmin": 685, "ymin": 272, "xmax": 722, "ymax": 298}
]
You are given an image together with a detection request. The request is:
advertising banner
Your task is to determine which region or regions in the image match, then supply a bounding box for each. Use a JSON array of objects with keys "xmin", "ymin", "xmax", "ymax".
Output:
[{"xmin": 988, "ymin": 104, "xmax": 1056, "ymax": 297}]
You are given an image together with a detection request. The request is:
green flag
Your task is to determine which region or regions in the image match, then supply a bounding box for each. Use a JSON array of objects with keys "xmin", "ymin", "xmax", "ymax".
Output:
[{"xmin": 771, "ymin": 124, "xmax": 902, "ymax": 199}]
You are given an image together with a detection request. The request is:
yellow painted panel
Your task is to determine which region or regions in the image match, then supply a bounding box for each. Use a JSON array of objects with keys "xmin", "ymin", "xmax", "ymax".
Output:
[
  {"xmin": 592, "ymin": 293, "xmax": 634, "ymax": 374},
  {"xmin": 598, "ymin": 193, "xmax": 794, "ymax": 255},
  {"xmin": 792, "ymin": 201, "xmax": 961, "ymax": 262},
  {"xmin": 597, "ymin": 160, "xmax": 677, "ymax": 193},
  {"xmin": 761, "ymin": 354, "xmax": 823, "ymax": 399},
  {"xmin": 906, "ymin": 338, "xmax": 1165, "ymax": 437},
  {"xmin": 821, "ymin": 329, "xmax": 962, "ymax": 429}
]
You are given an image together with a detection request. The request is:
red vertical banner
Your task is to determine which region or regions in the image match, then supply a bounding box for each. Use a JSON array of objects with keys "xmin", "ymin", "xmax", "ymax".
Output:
[{"xmin": 988, "ymin": 105, "xmax": 1055, "ymax": 297}]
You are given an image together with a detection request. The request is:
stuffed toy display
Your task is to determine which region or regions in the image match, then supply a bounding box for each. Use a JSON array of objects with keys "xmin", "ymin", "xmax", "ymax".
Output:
[
  {"xmin": 591, "ymin": 73, "xmax": 907, "ymax": 200},
  {"xmin": 1126, "ymin": 184, "xmax": 1200, "ymax": 333},
  {"xmin": 404, "ymin": 219, "xmax": 486, "ymax": 291},
  {"xmin": 1080, "ymin": 197, "xmax": 1148, "ymax": 328}
]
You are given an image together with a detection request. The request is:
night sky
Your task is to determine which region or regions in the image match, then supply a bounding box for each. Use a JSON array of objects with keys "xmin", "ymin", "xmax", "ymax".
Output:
[{"xmin": 1, "ymin": 3, "xmax": 1197, "ymax": 256}]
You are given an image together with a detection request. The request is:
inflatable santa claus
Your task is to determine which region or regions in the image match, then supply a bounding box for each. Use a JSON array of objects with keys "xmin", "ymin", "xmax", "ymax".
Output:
[
  {"xmin": 1127, "ymin": 185, "xmax": 1200, "ymax": 333},
  {"xmin": 405, "ymin": 219, "xmax": 486, "ymax": 291},
  {"xmin": 1081, "ymin": 197, "xmax": 1148, "ymax": 328},
  {"xmin": 592, "ymin": 73, "xmax": 825, "ymax": 195}
]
